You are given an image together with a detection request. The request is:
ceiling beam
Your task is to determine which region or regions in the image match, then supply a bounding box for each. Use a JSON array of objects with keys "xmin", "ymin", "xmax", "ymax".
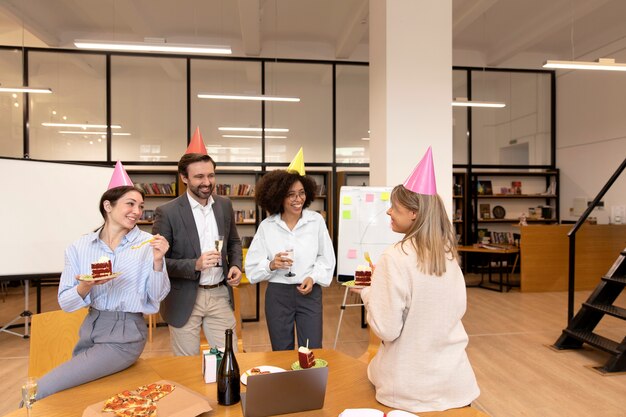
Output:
[
  {"xmin": 237, "ymin": 0, "xmax": 261, "ymax": 56},
  {"xmin": 335, "ymin": 0, "xmax": 368, "ymax": 59},
  {"xmin": 453, "ymin": 0, "xmax": 499, "ymax": 36},
  {"xmin": 0, "ymin": 1, "xmax": 60, "ymax": 46},
  {"xmin": 486, "ymin": 0, "xmax": 613, "ymax": 66}
]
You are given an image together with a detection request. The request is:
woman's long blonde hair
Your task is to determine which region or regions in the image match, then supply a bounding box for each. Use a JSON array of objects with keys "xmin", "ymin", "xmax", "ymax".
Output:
[{"xmin": 391, "ymin": 185, "xmax": 458, "ymax": 276}]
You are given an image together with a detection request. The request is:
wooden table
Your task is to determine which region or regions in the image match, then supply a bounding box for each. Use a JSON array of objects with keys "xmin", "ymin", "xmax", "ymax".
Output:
[
  {"xmin": 457, "ymin": 245, "xmax": 520, "ymax": 292},
  {"xmin": 4, "ymin": 349, "xmax": 488, "ymax": 417}
]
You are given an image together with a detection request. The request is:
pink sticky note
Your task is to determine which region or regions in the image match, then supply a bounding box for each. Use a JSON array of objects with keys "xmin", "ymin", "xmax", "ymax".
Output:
[
  {"xmin": 347, "ymin": 249, "xmax": 357, "ymax": 259},
  {"xmin": 365, "ymin": 193, "xmax": 374, "ymax": 202}
]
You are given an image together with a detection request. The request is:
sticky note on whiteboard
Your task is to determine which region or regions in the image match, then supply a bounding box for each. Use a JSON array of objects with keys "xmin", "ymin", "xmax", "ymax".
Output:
[
  {"xmin": 347, "ymin": 249, "xmax": 357, "ymax": 259},
  {"xmin": 342, "ymin": 210, "xmax": 352, "ymax": 219},
  {"xmin": 343, "ymin": 196, "xmax": 352, "ymax": 205},
  {"xmin": 365, "ymin": 194, "xmax": 374, "ymax": 202},
  {"xmin": 381, "ymin": 192, "xmax": 390, "ymax": 201}
]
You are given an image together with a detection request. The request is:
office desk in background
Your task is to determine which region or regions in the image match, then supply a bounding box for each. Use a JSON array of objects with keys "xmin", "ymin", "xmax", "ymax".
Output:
[
  {"xmin": 4, "ymin": 349, "xmax": 487, "ymax": 417},
  {"xmin": 457, "ymin": 245, "xmax": 520, "ymax": 292}
]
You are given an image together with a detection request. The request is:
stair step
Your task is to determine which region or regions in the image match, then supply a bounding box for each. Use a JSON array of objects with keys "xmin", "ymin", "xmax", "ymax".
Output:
[
  {"xmin": 602, "ymin": 275, "xmax": 626, "ymax": 285},
  {"xmin": 583, "ymin": 302, "xmax": 626, "ymax": 320},
  {"xmin": 563, "ymin": 329, "xmax": 621, "ymax": 355}
]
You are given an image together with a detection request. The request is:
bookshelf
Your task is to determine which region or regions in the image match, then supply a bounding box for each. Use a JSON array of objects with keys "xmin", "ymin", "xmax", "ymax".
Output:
[
  {"xmin": 469, "ymin": 169, "xmax": 560, "ymax": 244},
  {"xmin": 128, "ymin": 170, "xmax": 179, "ymax": 229}
]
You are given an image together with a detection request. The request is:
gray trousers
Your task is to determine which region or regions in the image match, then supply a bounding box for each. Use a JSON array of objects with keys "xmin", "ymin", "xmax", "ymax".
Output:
[
  {"xmin": 36, "ymin": 308, "xmax": 147, "ymax": 400},
  {"xmin": 265, "ymin": 282, "xmax": 323, "ymax": 351}
]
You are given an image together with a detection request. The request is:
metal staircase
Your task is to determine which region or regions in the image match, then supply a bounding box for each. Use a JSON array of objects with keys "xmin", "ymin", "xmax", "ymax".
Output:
[{"xmin": 553, "ymin": 250, "xmax": 626, "ymax": 373}]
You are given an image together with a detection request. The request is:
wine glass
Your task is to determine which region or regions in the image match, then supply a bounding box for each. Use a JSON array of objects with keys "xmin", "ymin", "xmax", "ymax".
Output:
[
  {"xmin": 21, "ymin": 377, "xmax": 37, "ymax": 416},
  {"xmin": 214, "ymin": 235, "xmax": 224, "ymax": 266},
  {"xmin": 284, "ymin": 248, "xmax": 295, "ymax": 277}
]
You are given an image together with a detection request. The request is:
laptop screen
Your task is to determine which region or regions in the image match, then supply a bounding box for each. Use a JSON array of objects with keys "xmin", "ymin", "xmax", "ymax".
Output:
[{"xmin": 241, "ymin": 367, "xmax": 329, "ymax": 417}]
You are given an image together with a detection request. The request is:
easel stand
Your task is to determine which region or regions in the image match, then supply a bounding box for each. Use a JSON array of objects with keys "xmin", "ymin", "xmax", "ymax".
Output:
[
  {"xmin": 333, "ymin": 285, "xmax": 365, "ymax": 349},
  {"xmin": 0, "ymin": 279, "xmax": 32, "ymax": 339}
]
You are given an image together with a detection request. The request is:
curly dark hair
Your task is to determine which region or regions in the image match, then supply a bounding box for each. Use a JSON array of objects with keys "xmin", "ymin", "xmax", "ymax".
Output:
[{"xmin": 255, "ymin": 170, "xmax": 317, "ymax": 215}]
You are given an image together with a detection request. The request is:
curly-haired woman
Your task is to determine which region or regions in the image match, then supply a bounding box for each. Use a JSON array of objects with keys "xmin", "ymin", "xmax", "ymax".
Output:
[{"xmin": 244, "ymin": 169, "xmax": 335, "ymax": 350}]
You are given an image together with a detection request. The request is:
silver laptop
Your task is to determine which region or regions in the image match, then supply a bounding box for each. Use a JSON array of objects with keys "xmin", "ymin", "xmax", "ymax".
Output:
[{"xmin": 240, "ymin": 367, "xmax": 329, "ymax": 417}]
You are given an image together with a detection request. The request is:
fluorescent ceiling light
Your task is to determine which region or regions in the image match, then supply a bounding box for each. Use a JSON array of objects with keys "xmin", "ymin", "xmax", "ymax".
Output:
[
  {"xmin": 543, "ymin": 58, "xmax": 626, "ymax": 71},
  {"xmin": 361, "ymin": 137, "xmax": 370, "ymax": 141},
  {"xmin": 452, "ymin": 98, "xmax": 506, "ymax": 108},
  {"xmin": 43, "ymin": 123, "xmax": 121, "ymax": 129},
  {"xmin": 198, "ymin": 93, "xmax": 300, "ymax": 102},
  {"xmin": 0, "ymin": 86, "xmax": 52, "ymax": 94},
  {"xmin": 59, "ymin": 131, "xmax": 130, "ymax": 136},
  {"xmin": 218, "ymin": 127, "xmax": 289, "ymax": 133},
  {"xmin": 222, "ymin": 135, "xmax": 287, "ymax": 139},
  {"xmin": 75, "ymin": 39, "xmax": 231, "ymax": 55}
]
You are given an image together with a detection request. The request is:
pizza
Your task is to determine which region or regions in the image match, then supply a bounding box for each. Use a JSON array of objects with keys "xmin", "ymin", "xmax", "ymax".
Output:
[
  {"xmin": 136, "ymin": 383, "xmax": 176, "ymax": 402},
  {"xmin": 102, "ymin": 383, "xmax": 175, "ymax": 417}
]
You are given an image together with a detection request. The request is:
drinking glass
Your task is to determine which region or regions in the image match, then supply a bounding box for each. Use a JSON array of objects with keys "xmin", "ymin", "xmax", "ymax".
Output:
[
  {"xmin": 215, "ymin": 235, "xmax": 224, "ymax": 266},
  {"xmin": 21, "ymin": 377, "xmax": 37, "ymax": 416},
  {"xmin": 284, "ymin": 248, "xmax": 295, "ymax": 277}
]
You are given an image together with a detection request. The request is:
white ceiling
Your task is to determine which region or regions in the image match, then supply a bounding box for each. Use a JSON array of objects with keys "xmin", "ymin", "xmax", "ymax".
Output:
[{"xmin": 1, "ymin": 0, "xmax": 626, "ymax": 68}]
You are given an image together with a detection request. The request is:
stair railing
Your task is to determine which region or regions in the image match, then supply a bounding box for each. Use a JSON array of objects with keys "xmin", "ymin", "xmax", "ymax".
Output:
[{"xmin": 566, "ymin": 157, "xmax": 626, "ymax": 324}]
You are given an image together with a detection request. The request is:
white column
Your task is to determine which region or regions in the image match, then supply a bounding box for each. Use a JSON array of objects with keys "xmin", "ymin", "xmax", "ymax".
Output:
[{"xmin": 369, "ymin": 0, "xmax": 453, "ymax": 216}]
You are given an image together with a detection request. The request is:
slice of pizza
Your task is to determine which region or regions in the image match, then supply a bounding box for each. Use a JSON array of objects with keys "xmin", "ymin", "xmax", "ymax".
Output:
[
  {"xmin": 103, "ymin": 393, "xmax": 147, "ymax": 412},
  {"xmin": 136, "ymin": 382, "xmax": 176, "ymax": 402},
  {"xmin": 114, "ymin": 403, "xmax": 157, "ymax": 417}
]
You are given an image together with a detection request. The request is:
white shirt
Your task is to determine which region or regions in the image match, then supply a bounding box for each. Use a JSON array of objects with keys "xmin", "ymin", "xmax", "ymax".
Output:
[
  {"xmin": 187, "ymin": 192, "xmax": 224, "ymax": 285},
  {"xmin": 244, "ymin": 209, "xmax": 335, "ymax": 286}
]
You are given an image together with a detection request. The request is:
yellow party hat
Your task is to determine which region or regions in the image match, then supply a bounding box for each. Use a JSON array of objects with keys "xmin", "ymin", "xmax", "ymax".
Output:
[{"xmin": 287, "ymin": 147, "xmax": 306, "ymax": 176}]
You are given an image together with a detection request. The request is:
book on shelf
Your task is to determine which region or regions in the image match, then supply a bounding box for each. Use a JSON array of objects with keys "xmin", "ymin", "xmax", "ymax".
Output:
[
  {"xmin": 234, "ymin": 209, "xmax": 256, "ymax": 223},
  {"xmin": 216, "ymin": 183, "xmax": 255, "ymax": 196},
  {"xmin": 136, "ymin": 182, "xmax": 174, "ymax": 196}
]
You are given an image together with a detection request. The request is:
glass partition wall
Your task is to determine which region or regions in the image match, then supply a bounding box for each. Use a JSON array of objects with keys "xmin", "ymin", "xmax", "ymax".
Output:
[{"xmin": 0, "ymin": 46, "xmax": 554, "ymax": 172}]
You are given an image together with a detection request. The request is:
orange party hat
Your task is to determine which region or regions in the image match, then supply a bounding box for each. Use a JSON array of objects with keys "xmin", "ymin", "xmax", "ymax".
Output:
[
  {"xmin": 403, "ymin": 146, "xmax": 437, "ymax": 195},
  {"xmin": 185, "ymin": 126, "xmax": 208, "ymax": 155}
]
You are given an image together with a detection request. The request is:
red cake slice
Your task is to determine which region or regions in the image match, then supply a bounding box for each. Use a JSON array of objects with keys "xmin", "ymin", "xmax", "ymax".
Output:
[
  {"xmin": 298, "ymin": 346, "xmax": 315, "ymax": 369},
  {"xmin": 91, "ymin": 256, "xmax": 112, "ymax": 278},
  {"xmin": 354, "ymin": 265, "xmax": 372, "ymax": 286}
]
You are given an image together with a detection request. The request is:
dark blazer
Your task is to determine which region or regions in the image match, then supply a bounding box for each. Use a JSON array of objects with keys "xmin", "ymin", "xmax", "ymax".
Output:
[{"xmin": 152, "ymin": 193, "xmax": 242, "ymax": 328}]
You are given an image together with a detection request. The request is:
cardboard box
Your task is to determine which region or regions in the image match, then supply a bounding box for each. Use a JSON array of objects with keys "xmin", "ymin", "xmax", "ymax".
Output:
[{"xmin": 82, "ymin": 379, "xmax": 211, "ymax": 417}]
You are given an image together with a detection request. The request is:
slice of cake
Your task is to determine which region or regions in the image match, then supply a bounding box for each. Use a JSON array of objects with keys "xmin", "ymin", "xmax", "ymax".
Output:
[
  {"xmin": 91, "ymin": 256, "xmax": 112, "ymax": 278},
  {"xmin": 298, "ymin": 346, "xmax": 315, "ymax": 369},
  {"xmin": 354, "ymin": 264, "xmax": 372, "ymax": 286}
]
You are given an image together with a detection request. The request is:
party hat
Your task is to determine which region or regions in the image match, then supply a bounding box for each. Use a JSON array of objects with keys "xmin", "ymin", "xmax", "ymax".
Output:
[
  {"xmin": 287, "ymin": 147, "xmax": 306, "ymax": 176},
  {"xmin": 108, "ymin": 161, "xmax": 134, "ymax": 189},
  {"xmin": 185, "ymin": 126, "xmax": 208, "ymax": 155},
  {"xmin": 403, "ymin": 146, "xmax": 437, "ymax": 195}
]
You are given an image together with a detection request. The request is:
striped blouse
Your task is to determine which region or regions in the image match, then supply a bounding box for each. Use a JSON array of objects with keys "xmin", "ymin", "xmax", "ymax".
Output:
[{"xmin": 58, "ymin": 226, "xmax": 170, "ymax": 314}]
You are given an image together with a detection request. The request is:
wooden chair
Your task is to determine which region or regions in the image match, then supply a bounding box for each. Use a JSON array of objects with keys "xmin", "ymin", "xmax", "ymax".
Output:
[
  {"xmin": 28, "ymin": 308, "xmax": 88, "ymax": 378},
  {"xmin": 358, "ymin": 327, "xmax": 381, "ymax": 363}
]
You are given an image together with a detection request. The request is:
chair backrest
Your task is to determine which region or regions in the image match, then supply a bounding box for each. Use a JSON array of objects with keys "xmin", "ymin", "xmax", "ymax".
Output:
[
  {"xmin": 358, "ymin": 327, "xmax": 381, "ymax": 363},
  {"xmin": 28, "ymin": 308, "xmax": 88, "ymax": 378}
]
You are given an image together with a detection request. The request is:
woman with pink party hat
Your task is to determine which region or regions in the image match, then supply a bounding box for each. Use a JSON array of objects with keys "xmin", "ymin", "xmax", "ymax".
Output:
[
  {"xmin": 352, "ymin": 147, "xmax": 480, "ymax": 413},
  {"xmin": 32, "ymin": 162, "xmax": 170, "ymax": 401}
]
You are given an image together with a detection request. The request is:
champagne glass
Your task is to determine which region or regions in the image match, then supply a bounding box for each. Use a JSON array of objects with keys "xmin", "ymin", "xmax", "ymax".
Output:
[
  {"xmin": 21, "ymin": 377, "xmax": 37, "ymax": 416},
  {"xmin": 215, "ymin": 235, "xmax": 224, "ymax": 266},
  {"xmin": 284, "ymin": 248, "xmax": 295, "ymax": 277}
]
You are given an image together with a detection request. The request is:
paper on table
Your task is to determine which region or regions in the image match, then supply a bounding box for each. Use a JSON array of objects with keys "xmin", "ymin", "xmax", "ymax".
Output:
[{"xmin": 82, "ymin": 380, "xmax": 211, "ymax": 417}]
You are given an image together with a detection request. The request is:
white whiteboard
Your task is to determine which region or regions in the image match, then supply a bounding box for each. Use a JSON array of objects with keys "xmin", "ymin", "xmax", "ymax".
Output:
[
  {"xmin": 337, "ymin": 186, "xmax": 403, "ymax": 280},
  {"xmin": 0, "ymin": 159, "xmax": 113, "ymax": 276}
]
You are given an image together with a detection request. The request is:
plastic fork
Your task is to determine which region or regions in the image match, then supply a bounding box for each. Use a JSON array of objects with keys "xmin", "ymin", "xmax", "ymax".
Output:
[{"xmin": 131, "ymin": 237, "xmax": 154, "ymax": 250}]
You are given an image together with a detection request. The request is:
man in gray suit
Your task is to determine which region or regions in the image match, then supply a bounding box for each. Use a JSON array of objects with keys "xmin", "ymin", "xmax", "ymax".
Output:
[{"xmin": 153, "ymin": 153, "xmax": 242, "ymax": 355}]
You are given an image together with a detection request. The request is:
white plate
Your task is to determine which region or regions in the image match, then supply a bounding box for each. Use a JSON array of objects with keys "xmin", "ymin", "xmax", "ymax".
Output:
[{"xmin": 240, "ymin": 365, "xmax": 286, "ymax": 385}]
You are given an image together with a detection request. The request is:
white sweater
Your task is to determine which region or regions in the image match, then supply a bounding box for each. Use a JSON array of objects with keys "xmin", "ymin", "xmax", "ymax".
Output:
[{"xmin": 360, "ymin": 243, "xmax": 480, "ymax": 412}]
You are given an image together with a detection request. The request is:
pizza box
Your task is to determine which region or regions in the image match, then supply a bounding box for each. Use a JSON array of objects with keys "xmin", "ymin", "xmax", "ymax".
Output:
[{"xmin": 82, "ymin": 379, "xmax": 212, "ymax": 417}]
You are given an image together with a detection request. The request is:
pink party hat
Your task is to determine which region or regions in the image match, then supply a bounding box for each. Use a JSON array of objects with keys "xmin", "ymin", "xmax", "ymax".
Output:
[
  {"xmin": 108, "ymin": 161, "xmax": 134, "ymax": 189},
  {"xmin": 403, "ymin": 146, "xmax": 437, "ymax": 195},
  {"xmin": 185, "ymin": 126, "xmax": 208, "ymax": 155}
]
